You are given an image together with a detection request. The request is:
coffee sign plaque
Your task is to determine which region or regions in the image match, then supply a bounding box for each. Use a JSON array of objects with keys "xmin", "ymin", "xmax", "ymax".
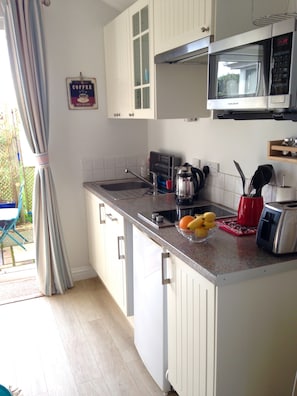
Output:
[{"xmin": 66, "ymin": 77, "xmax": 98, "ymax": 110}]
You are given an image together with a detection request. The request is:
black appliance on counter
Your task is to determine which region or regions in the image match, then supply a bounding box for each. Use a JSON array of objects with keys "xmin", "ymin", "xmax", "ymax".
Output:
[
  {"xmin": 138, "ymin": 203, "xmax": 235, "ymax": 229},
  {"xmin": 149, "ymin": 151, "xmax": 181, "ymax": 192}
]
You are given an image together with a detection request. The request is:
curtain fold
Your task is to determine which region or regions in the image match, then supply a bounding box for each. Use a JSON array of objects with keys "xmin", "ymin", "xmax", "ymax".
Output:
[{"xmin": 1, "ymin": 0, "xmax": 73, "ymax": 295}]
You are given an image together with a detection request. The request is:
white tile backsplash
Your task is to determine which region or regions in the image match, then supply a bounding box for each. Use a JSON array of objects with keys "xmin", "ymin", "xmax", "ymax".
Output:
[
  {"xmin": 81, "ymin": 155, "xmax": 146, "ymax": 182},
  {"xmin": 202, "ymin": 172, "xmax": 281, "ymax": 211},
  {"xmin": 82, "ymin": 158, "xmax": 291, "ymax": 213}
]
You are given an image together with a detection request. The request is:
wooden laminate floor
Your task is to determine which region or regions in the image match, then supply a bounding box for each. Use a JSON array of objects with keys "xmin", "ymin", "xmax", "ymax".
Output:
[{"xmin": 0, "ymin": 277, "xmax": 172, "ymax": 396}]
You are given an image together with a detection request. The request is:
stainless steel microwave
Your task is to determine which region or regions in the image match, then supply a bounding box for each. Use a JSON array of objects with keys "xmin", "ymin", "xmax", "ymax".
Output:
[{"xmin": 207, "ymin": 18, "xmax": 297, "ymax": 120}]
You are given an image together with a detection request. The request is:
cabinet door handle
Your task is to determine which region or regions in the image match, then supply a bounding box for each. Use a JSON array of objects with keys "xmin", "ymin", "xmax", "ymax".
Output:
[
  {"xmin": 117, "ymin": 236, "xmax": 125, "ymax": 260},
  {"xmin": 201, "ymin": 26, "xmax": 210, "ymax": 32},
  {"xmin": 99, "ymin": 203, "xmax": 105, "ymax": 224},
  {"xmin": 161, "ymin": 252, "xmax": 170, "ymax": 285}
]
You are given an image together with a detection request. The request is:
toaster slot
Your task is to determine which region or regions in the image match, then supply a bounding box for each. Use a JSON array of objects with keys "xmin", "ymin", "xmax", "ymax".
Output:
[{"xmin": 259, "ymin": 212, "xmax": 275, "ymax": 241}]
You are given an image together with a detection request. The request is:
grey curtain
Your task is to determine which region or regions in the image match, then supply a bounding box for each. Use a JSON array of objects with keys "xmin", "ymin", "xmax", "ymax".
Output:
[{"xmin": 1, "ymin": 0, "xmax": 73, "ymax": 295}]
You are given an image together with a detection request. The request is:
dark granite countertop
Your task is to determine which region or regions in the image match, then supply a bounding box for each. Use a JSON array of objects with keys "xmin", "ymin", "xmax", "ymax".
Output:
[{"xmin": 84, "ymin": 179, "xmax": 297, "ymax": 285}]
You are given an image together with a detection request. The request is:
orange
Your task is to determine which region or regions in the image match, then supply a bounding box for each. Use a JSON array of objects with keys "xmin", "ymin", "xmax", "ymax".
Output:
[{"xmin": 179, "ymin": 215, "xmax": 195, "ymax": 230}]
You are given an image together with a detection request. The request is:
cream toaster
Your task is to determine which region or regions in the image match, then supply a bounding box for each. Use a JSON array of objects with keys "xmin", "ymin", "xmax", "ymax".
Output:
[{"xmin": 256, "ymin": 201, "xmax": 297, "ymax": 254}]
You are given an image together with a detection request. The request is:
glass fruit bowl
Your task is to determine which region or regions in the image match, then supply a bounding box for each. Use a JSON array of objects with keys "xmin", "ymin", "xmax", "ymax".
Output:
[{"xmin": 175, "ymin": 222, "xmax": 216, "ymax": 243}]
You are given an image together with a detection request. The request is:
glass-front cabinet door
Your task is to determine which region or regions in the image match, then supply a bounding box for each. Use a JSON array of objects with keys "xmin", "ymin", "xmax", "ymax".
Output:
[{"xmin": 129, "ymin": 0, "xmax": 154, "ymax": 118}]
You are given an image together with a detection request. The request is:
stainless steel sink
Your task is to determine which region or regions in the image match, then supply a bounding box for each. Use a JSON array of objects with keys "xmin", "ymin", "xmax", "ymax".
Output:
[
  {"xmin": 100, "ymin": 181, "xmax": 149, "ymax": 191},
  {"xmin": 89, "ymin": 180, "xmax": 152, "ymax": 200}
]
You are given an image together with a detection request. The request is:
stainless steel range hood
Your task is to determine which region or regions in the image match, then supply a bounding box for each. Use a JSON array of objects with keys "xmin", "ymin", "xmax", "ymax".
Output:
[{"xmin": 154, "ymin": 36, "xmax": 213, "ymax": 64}]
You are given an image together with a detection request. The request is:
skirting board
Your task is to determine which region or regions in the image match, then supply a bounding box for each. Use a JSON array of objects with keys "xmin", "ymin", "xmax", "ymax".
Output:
[{"xmin": 71, "ymin": 264, "xmax": 97, "ymax": 281}]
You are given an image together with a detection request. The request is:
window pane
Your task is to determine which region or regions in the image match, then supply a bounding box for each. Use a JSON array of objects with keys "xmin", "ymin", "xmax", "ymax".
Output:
[
  {"xmin": 133, "ymin": 38, "xmax": 141, "ymax": 86},
  {"xmin": 142, "ymin": 33, "xmax": 149, "ymax": 84},
  {"xmin": 143, "ymin": 87, "xmax": 150, "ymax": 108},
  {"xmin": 132, "ymin": 12, "xmax": 139, "ymax": 36},
  {"xmin": 141, "ymin": 6, "xmax": 148, "ymax": 32},
  {"xmin": 135, "ymin": 89, "xmax": 142, "ymax": 109}
]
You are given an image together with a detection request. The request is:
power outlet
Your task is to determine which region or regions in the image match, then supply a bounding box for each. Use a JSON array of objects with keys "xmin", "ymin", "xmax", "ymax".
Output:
[{"xmin": 201, "ymin": 160, "xmax": 220, "ymax": 175}]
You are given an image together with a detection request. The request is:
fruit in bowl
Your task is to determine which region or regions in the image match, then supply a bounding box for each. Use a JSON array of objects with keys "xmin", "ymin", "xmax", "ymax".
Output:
[
  {"xmin": 178, "ymin": 215, "xmax": 195, "ymax": 230},
  {"xmin": 176, "ymin": 211, "xmax": 217, "ymax": 242}
]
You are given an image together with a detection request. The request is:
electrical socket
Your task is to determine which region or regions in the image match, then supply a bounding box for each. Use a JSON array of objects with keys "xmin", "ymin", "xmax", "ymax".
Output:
[{"xmin": 201, "ymin": 160, "xmax": 220, "ymax": 175}]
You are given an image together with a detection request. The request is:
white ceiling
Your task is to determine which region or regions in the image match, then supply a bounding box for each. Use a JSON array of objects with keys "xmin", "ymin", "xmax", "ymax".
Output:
[{"xmin": 101, "ymin": 0, "xmax": 135, "ymax": 12}]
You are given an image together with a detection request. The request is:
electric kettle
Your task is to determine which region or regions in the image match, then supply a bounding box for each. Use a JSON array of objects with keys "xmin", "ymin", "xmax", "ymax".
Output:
[{"xmin": 175, "ymin": 163, "xmax": 206, "ymax": 205}]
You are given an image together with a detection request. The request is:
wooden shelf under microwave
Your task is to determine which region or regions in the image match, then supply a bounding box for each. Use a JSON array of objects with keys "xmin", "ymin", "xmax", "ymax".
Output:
[{"xmin": 268, "ymin": 140, "xmax": 297, "ymax": 163}]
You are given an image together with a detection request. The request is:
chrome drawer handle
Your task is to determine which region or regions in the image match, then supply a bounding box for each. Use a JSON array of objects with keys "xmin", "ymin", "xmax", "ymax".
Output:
[
  {"xmin": 99, "ymin": 203, "xmax": 105, "ymax": 224},
  {"xmin": 117, "ymin": 236, "xmax": 125, "ymax": 260},
  {"xmin": 161, "ymin": 252, "xmax": 170, "ymax": 285}
]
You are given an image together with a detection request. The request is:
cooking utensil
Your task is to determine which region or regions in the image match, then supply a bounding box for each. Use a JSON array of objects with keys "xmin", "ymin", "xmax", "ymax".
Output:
[
  {"xmin": 251, "ymin": 168, "xmax": 265, "ymax": 197},
  {"xmin": 256, "ymin": 164, "xmax": 273, "ymax": 196},
  {"xmin": 248, "ymin": 164, "xmax": 273, "ymax": 196},
  {"xmin": 233, "ymin": 160, "xmax": 246, "ymax": 195}
]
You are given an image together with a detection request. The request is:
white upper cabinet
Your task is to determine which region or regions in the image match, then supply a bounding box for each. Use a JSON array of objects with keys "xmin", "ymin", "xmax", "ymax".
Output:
[
  {"xmin": 104, "ymin": 0, "xmax": 211, "ymax": 119},
  {"xmin": 103, "ymin": 0, "xmax": 279, "ymax": 120},
  {"xmin": 104, "ymin": 0, "xmax": 155, "ymax": 119},
  {"xmin": 104, "ymin": 10, "xmax": 133, "ymax": 118},
  {"xmin": 129, "ymin": 0, "xmax": 155, "ymax": 118},
  {"xmin": 154, "ymin": 0, "xmax": 212, "ymax": 55},
  {"xmin": 154, "ymin": 0, "xmax": 259, "ymax": 55}
]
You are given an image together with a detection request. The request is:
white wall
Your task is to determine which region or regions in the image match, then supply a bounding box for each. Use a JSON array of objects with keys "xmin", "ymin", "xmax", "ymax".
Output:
[{"xmin": 43, "ymin": 0, "xmax": 148, "ymax": 279}]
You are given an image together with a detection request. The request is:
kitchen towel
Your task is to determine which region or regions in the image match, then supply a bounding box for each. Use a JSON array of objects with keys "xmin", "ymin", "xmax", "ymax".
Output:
[{"xmin": 274, "ymin": 186, "xmax": 295, "ymax": 201}]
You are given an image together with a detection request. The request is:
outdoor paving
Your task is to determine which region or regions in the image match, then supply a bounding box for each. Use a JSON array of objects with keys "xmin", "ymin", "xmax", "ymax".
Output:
[
  {"xmin": 0, "ymin": 222, "xmax": 37, "ymax": 303},
  {"xmin": 0, "ymin": 223, "xmax": 35, "ymax": 267}
]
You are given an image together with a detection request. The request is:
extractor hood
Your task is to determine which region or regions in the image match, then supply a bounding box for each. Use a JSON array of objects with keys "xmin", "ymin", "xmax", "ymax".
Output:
[
  {"xmin": 215, "ymin": 110, "xmax": 297, "ymax": 121},
  {"xmin": 154, "ymin": 35, "xmax": 213, "ymax": 64}
]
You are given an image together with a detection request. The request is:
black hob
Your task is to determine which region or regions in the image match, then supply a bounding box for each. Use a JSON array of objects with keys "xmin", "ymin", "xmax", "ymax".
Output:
[{"xmin": 138, "ymin": 204, "xmax": 236, "ymax": 229}]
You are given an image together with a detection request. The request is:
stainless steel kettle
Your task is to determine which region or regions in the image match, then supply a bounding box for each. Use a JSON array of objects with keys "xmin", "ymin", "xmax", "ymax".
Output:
[{"xmin": 175, "ymin": 163, "xmax": 206, "ymax": 205}]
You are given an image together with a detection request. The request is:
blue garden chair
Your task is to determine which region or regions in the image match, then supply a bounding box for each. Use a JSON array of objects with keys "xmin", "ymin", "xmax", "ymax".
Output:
[{"xmin": 0, "ymin": 184, "xmax": 28, "ymax": 250}]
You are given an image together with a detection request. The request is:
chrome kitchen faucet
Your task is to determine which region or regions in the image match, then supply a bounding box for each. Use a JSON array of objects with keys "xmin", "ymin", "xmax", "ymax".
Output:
[{"xmin": 124, "ymin": 168, "xmax": 158, "ymax": 195}]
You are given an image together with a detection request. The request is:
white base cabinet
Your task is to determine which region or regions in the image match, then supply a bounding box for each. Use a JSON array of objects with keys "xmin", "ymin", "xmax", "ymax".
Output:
[
  {"xmin": 215, "ymin": 270, "xmax": 297, "ymax": 396},
  {"xmin": 84, "ymin": 190, "xmax": 106, "ymax": 281},
  {"xmin": 167, "ymin": 253, "xmax": 297, "ymax": 396},
  {"xmin": 84, "ymin": 190, "xmax": 133, "ymax": 316},
  {"xmin": 104, "ymin": 204, "xmax": 133, "ymax": 315},
  {"xmin": 167, "ymin": 254, "xmax": 215, "ymax": 396}
]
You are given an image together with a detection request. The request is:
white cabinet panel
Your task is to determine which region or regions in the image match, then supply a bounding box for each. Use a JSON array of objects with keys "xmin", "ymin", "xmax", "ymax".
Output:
[
  {"xmin": 167, "ymin": 254, "xmax": 215, "ymax": 396},
  {"xmin": 84, "ymin": 191, "xmax": 133, "ymax": 316},
  {"xmin": 105, "ymin": 205, "xmax": 127, "ymax": 313},
  {"xmin": 216, "ymin": 270, "xmax": 297, "ymax": 396},
  {"xmin": 104, "ymin": 10, "xmax": 133, "ymax": 118},
  {"xmin": 154, "ymin": 0, "xmax": 212, "ymax": 55},
  {"xmin": 84, "ymin": 190, "xmax": 106, "ymax": 280}
]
